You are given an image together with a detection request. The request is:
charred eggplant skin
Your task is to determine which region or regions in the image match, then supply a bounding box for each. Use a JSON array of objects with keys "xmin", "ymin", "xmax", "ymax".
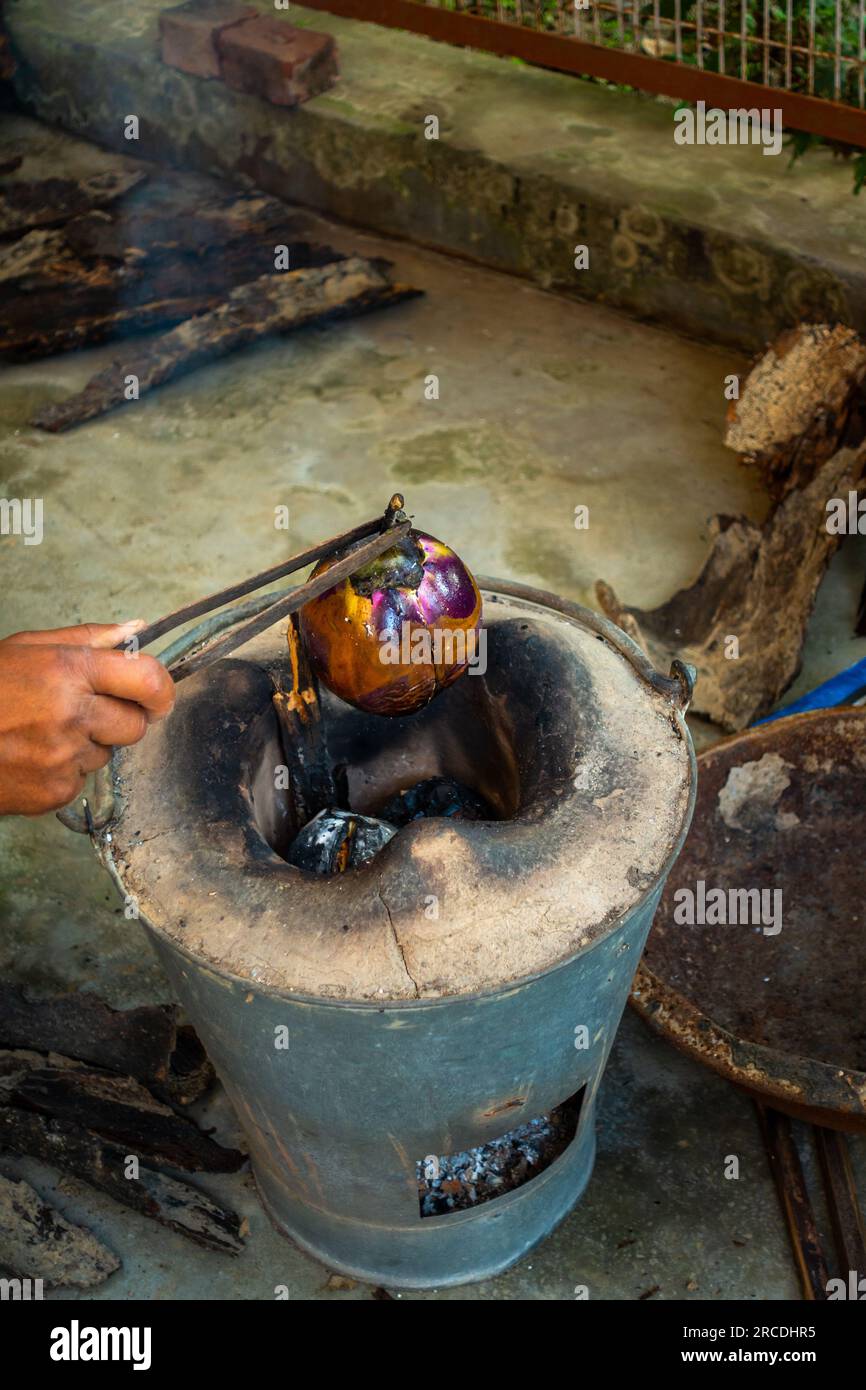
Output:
[{"xmin": 300, "ymin": 496, "xmax": 482, "ymax": 716}]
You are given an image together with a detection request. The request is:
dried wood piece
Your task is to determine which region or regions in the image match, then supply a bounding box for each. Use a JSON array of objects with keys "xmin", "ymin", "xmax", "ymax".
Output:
[
  {"xmin": 31, "ymin": 256, "xmax": 421, "ymax": 432},
  {"xmin": 0, "ymin": 181, "xmax": 340, "ymax": 359},
  {"xmin": 272, "ymin": 613, "xmax": 338, "ymax": 834},
  {"xmin": 0, "ymin": 1108, "xmax": 244, "ymax": 1255},
  {"xmin": 2, "ymin": 281, "xmax": 215, "ymax": 360},
  {"xmin": 725, "ymin": 323, "xmax": 866, "ymax": 500},
  {"xmin": 0, "ymin": 1047, "xmax": 84, "ymax": 1090},
  {"xmin": 1, "ymin": 226, "xmax": 111, "ymax": 304},
  {"xmin": 0, "ymin": 1050, "xmax": 243, "ymax": 1173},
  {"xmin": 0, "ymin": 984, "xmax": 177, "ymax": 1086},
  {"xmin": 0, "ymin": 988, "xmax": 213, "ymax": 1104},
  {"xmin": 0, "ymin": 171, "xmax": 146, "ymax": 238},
  {"xmin": 0, "ymin": 1173, "xmax": 120, "ymax": 1289},
  {"xmin": 598, "ymin": 442, "xmax": 866, "ymax": 731},
  {"xmin": 62, "ymin": 186, "xmax": 317, "ymax": 263}
]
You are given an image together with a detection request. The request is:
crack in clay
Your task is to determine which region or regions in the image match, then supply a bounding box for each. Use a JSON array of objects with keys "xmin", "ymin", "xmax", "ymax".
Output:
[
  {"xmin": 378, "ymin": 889, "xmax": 419, "ymax": 998},
  {"xmin": 114, "ymin": 819, "xmax": 201, "ymax": 849}
]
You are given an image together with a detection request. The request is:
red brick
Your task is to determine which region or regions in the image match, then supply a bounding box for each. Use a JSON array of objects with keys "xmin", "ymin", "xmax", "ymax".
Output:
[
  {"xmin": 159, "ymin": 0, "xmax": 257, "ymax": 81},
  {"xmin": 216, "ymin": 17, "xmax": 338, "ymax": 107}
]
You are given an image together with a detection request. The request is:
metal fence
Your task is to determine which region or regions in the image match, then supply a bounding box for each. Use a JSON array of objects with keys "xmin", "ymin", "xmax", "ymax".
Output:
[
  {"xmin": 456, "ymin": 0, "xmax": 865, "ymax": 106},
  {"xmin": 301, "ymin": 0, "xmax": 866, "ymax": 142}
]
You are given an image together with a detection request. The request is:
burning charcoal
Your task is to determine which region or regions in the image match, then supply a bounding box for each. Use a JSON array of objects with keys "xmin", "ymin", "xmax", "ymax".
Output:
[
  {"xmin": 379, "ymin": 776, "xmax": 492, "ymax": 827},
  {"xmin": 416, "ymin": 1108, "xmax": 577, "ymax": 1218},
  {"xmin": 286, "ymin": 808, "xmax": 396, "ymax": 875}
]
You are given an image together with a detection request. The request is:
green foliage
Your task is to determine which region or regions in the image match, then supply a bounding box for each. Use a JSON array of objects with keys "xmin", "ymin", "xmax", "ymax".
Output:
[
  {"xmin": 456, "ymin": 0, "xmax": 862, "ymax": 105},
  {"xmin": 785, "ymin": 128, "xmax": 866, "ymax": 195},
  {"xmin": 437, "ymin": 0, "xmax": 865, "ymax": 190}
]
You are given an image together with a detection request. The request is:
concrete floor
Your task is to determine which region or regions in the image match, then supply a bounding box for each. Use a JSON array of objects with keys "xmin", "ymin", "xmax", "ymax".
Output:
[
  {"xmin": 7, "ymin": 0, "xmax": 866, "ymax": 351},
  {"xmin": 1, "ymin": 118, "xmax": 865, "ymax": 1300}
]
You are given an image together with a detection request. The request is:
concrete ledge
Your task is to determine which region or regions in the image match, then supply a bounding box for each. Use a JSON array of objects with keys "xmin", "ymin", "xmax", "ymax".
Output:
[{"xmin": 6, "ymin": 0, "xmax": 866, "ymax": 350}]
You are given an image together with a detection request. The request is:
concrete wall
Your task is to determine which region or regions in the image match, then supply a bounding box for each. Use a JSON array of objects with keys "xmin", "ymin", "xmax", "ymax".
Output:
[{"xmin": 6, "ymin": 0, "xmax": 866, "ymax": 350}]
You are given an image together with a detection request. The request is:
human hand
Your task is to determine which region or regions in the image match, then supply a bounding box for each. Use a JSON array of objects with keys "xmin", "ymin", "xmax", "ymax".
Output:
[{"xmin": 0, "ymin": 621, "xmax": 175, "ymax": 816}]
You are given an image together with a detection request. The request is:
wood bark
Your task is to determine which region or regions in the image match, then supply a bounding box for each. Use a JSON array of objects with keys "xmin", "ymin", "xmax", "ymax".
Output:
[
  {"xmin": 0, "ymin": 171, "xmax": 145, "ymax": 238},
  {"xmin": 597, "ymin": 442, "xmax": 866, "ymax": 731},
  {"xmin": 599, "ymin": 322, "xmax": 866, "ymax": 730},
  {"xmin": 0, "ymin": 985, "xmax": 214, "ymax": 1104},
  {"xmin": 31, "ymin": 257, "xmax": 420, "ymax": 432},
  {"xmin": 725, "ymin": 323, "xmax": 866, "ymax": 500},
  {"xmin": 0, "ymin": 1172, "xmax": 120, "ymax": 1289},
  {"xmin": 0, "ymin": 175, "xmax": 340, "ymax": 359},
  {"xmin": 0, "ymin": 984, "xmax": 177, "ymax": 1087},
  {"xmin": 0, "ymin": 1049, "xmax": 243, "ymax": 1173},
  {"xmin": 164, "ymin": 1025, "xmax": 216, "ymax": 1107},
  {"xmin": 0, "ymin": 1107, "xmax": 244, "ymax": 1255}
]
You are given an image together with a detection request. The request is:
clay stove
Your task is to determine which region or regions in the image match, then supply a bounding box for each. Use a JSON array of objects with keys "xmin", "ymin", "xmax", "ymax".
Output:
[{"xmin": 99, "ymin": 580, "xmax": 696, "ymax": 1288}]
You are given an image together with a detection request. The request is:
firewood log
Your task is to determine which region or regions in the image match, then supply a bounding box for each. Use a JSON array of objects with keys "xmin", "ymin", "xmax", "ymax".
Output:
[
  {"xmin": 0, "ymin": 1172, "xmax": 120, "ymax": 1289},
  {"xmin": 31, "ymin": 257, "xmax": 420, "ymax": 432},
  {"xmin": 0, "ymin": 1107, "xmax": 244, "ymax": 1255},
  {"xmin": 0, "ymin": 1049, "xmax": 244, "ymax": 1173}
]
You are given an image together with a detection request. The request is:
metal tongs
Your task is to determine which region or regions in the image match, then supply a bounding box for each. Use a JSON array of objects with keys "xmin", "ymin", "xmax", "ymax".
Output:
[{"xmin": 58, "ymin": 497, "xmax": 411, "ymax": 832}]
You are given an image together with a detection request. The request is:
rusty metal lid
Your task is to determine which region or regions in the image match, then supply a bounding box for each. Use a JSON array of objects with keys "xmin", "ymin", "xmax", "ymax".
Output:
[
  {"xmin": 632, "ymin": 706, "xmax": 866, "ymax": 1132},
  {"xmin": 106, "ymin": 580, "xmax": 696, "ymax": 1002}
]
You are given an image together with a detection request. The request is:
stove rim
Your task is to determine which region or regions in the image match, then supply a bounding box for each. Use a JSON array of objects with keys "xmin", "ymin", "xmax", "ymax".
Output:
[{"xmin": 98, "ymin": 575, "xmax": 697, "ymax": 1009}]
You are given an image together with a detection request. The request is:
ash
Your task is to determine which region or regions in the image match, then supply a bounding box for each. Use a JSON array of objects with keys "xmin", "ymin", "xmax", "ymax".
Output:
[{"xmin": 417, "ymin": 1108, "xmax": 574, "ymax": 1217}]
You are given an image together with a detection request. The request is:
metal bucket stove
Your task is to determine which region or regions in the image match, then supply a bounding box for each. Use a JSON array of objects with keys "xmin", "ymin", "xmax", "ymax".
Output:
[{"xmin": 100, "ymin": 580, "xmax": 696, "ymax": 1288}]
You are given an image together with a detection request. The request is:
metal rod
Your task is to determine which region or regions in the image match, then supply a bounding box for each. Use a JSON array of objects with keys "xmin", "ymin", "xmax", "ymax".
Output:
[
  {"xmin": 756, "ymin": 1103, "xmax": 830, "ymax": 1301},
  {"xmin": 741, "ymin": 0, "xmax": 748, "ymax": 80},
  {"xmin": 169, "ymin": 522, "xmax": 411, "ymax": 683},
  {"xmin": 785, "ymin": 0, "xmax": 792, "ymax": 89},
  {"xmin": 157, "ymin": 588, "xmax": 295, "ymax": 668},
  {"xmin": 56, "ymin": 507, "xmax": 412, "ymax": 831},
  {"xmin": 116, "ymin": 515, "xmax": 387, "ymax": 656},
  {"xmin": 814, "ymin": 1127, "xmax": 866, "ymax": 1279}
]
